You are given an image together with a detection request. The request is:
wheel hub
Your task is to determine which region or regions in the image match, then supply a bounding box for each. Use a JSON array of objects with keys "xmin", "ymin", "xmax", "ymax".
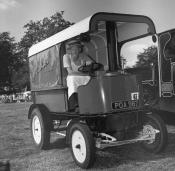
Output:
[
  {"xmin": 142, "ymin": 125, "xmax": 160, "ymax": 144},
  {"xmin": 75, "ymin": 144, "xmax": 81, "ymax": 149}
]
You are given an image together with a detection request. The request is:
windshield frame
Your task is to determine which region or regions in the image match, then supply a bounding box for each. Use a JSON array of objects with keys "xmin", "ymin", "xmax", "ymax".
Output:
[{"xmin": 89, "ymin": 12, "xmax": 156, "ymax": 72}]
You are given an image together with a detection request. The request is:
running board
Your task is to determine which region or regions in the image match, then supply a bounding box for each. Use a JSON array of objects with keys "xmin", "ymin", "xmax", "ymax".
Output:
[
  {"xmin": 56, "ymin": 132, "xmax": 66, "ymax": 137},
  {"xmin": 96, "ymin": 135, "xmax": 156, "ymax": 149}
]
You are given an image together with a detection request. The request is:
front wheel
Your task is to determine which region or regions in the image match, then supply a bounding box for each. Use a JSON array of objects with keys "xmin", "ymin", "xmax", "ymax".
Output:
[
  {"xmin": 141, "ymin": 113, "xmax": 168, "ymax": 153},
  {"xmin": 69, "ymin": 123, "xmax": 95, "ymax": 169}
]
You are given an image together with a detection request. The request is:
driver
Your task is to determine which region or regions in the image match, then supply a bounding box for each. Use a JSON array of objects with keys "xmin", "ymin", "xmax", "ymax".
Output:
[{"xmin": 63, "ymin": 40, "xmax": 92, "ymax": 112}]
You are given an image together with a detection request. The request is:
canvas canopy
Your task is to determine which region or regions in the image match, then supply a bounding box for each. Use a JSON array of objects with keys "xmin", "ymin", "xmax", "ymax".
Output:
[{"xmin": 28, "ymin": 12, "xmax": 156, "ymax": 57}]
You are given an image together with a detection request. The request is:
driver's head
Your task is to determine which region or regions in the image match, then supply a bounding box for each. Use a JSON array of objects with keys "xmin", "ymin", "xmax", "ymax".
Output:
[{"xmin": 68, "ymin": 40, "xmax": 83, "ymax": 60}]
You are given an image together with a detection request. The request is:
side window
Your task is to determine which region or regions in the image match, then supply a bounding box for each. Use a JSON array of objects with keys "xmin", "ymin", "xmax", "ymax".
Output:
[{"xmin": 29, "ymin": 44, "xmax": 62, "ymax": 90}]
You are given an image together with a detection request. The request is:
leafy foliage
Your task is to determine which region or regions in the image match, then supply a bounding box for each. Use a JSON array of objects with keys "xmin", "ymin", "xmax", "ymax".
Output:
[
  {"xmin": 11, "ymin": 63, "xmax": 30, "ymax": 91},
  {"xmin": 132, "ymin": 45, "xmax": 159, "ymax": 82},
  {"xmin": 123, "ymin": 46, "xmax": 158, "ymax": 82},
  {"xmin": 0, "ymin": 32, "xmax": 21, "ymax": 92},
  {"xmin": 136, "ymin": 46, "xmax": 158, "ymax": 67}
]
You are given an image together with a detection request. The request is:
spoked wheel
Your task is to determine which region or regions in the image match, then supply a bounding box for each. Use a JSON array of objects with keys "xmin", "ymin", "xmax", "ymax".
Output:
[
  {"xmin": 141, "ymin": 113, "xmax": 168, "ymax": 153},
  {"xmin": 69, "ymin": 123, "xmax": 95, "ymax": 169},
  {"xmin": 30, "ymin": 107, "xmax": 50, "ymax": 150}
]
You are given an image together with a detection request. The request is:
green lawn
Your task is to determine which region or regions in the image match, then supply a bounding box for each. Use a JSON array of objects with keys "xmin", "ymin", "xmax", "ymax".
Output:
[{"xmin": 0, "ymin": 103, "xmax": 175, "ymax": 171}]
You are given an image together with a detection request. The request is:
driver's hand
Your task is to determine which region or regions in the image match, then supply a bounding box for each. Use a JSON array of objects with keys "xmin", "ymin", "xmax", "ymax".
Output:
[{"xmin": 86, "ymin": 61, "xmax": 92, "ymax": 65}]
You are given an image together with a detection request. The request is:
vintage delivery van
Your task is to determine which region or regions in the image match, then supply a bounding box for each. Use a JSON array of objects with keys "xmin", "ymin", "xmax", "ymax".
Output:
[{"xmin": 28, "ymin": 12, "xmax": 167, "ymax": 168}]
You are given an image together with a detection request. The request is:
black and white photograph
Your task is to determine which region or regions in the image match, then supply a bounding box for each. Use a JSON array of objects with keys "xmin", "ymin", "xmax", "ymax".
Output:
[{"xmin": 0, "ymin": 0, "xmax": 175, "ymax": 170}]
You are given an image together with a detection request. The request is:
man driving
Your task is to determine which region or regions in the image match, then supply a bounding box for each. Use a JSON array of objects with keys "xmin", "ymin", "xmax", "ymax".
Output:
[{"xmin": 63, "ymin": 40, "xmax": 92, "ymax": 112}]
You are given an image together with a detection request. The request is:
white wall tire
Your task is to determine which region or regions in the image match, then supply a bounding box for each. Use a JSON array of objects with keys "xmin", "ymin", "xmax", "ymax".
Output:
[
  {"xmin": 30, "ymin": 107, "xmax": 50, "ymax": 150},
  {"xmin": 141, "ymin": 113, "xmax": 168, "ymax": 153},
  {"xmin": 72, "ymin": 130, "xmax": 87, "ymax": 163},
  {"xmin": 70, "ymin": 123, "xmax": 95, "ymax": 169}
]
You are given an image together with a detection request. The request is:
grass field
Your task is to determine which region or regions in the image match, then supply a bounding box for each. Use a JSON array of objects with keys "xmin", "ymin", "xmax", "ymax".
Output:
[{"xmin": 1, "ymin": 103, "xmax": 175, "ymax": 171}]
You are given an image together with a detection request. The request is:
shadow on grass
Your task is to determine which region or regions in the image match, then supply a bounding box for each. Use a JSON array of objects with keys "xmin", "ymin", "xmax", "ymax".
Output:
[
  {"xmin": 49, "ymin": 137, "xmax": 68, "ymax": 150},
  {"xmin": 47, "ymin": 131, "xmax": 175, "ymax": 169}
]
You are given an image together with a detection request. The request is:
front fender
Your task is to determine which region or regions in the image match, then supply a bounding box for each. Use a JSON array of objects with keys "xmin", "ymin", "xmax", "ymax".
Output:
[
  {"xmin": 28, "ymin": 104, "xmax": 49, "ymax": 119},
  {"xmin": 28, "ymin": 104, "xmax": 38, "ymax": 119}
]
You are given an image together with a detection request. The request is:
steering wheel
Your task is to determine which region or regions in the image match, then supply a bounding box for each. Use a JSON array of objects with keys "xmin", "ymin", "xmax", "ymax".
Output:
[{"xmin": 78, "ymin": 62, "xmax": 103, "ymax": 74}]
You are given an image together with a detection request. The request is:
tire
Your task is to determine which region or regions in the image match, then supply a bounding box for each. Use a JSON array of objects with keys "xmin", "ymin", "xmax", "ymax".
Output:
[
  {"xmin": 141, "ymin": 113, "xmax": 168, "ymax": 153},
  {"xmin": 30, "ymin": 107, "xmax": 50, "ymax": 150},
  {"xmin": 69, "ymin": 123, "xmax": 95, "ymax": 169}
]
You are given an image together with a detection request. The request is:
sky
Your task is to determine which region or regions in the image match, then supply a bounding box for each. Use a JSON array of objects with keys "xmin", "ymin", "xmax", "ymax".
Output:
[{"xmin": 1, "ymin": 0, "xmax": 175, "ymax": 42}]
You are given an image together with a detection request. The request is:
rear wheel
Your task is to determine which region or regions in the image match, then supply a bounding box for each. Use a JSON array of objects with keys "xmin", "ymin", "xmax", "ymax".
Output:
[
  {"xmin": 69, "ymin": 123, "xmax": 95, "ymax": 169},
  {"xmin": 141, "ymin": 113, "xmax": 168, "ymax": 153},
  {"xmin": 30, "ymin": 107, "xmax": 51, "ymax": 150}
]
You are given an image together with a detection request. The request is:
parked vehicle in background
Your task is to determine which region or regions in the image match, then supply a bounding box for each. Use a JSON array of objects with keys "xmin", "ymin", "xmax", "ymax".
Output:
[
  {"xmin": 143, "ymin": 30, "xmax": 175, "ymax": 115},
  {"xmin": 28, "ymin": 12, "xmax": 168, "ymax": 169},
  {"xmin": 22, "ymin": 91, "xmax": 32, "ymax": 102},
  {"xmin": 0, "ymin": 91, "xmax": 31, "ymax": 103},
  {"xmin": 130, "ymin": 28, "xmax": 175, "ymax": 124}
]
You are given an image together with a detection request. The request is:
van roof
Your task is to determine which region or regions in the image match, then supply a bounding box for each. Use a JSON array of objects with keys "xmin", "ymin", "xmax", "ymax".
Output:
[
  {"xmin": 28, "ymin": 12, "xmax": 156, "ymax": 57},
  {"xmin": 28, "ymin": 15, "xmax": 91, "ymax": 57}
]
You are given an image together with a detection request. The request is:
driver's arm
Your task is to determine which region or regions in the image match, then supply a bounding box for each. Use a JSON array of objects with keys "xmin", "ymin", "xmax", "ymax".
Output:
[
  {"xmin": 63, "ymin": 55, "xmax": 82, "ymax": 75},
  {"xmin": 63, "ymin": 54, "xmax": 74, "ymax": 74}
]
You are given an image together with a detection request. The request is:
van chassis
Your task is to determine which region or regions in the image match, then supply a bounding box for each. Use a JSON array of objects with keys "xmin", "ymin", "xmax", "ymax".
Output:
[
  {"xmin": 28, "ymin": 104, "xmax": 167, "ymax": 169},
  {"xmin": 52, "ymin": 111, "xmax": 160, "ymax": 149}
]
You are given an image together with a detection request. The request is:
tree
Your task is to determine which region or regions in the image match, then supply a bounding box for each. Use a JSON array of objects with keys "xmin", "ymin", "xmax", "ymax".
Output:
[
  {"xmin": 11, "ymin": 63, "xmax": 29, "ymax": 91},
  {"xmin": 136, "ymin": 46, "xmax": 158, "ymax": 68},
  {"xmin": 0, "ymin": 32, "xmax": 20, "ymax": 92},
  {"xmin": 14, "ymin": 11, "xmax": 73, "ymax": 90},
  {"xmin": 133, "ymin": 45, "xmax": 158, "ymax": 81}
]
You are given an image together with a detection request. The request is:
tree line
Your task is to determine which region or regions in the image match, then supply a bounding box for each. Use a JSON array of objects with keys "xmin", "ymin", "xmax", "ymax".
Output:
[{"xmin": 0, "ymin": 11, "xmax": 73, "ymax": 94}]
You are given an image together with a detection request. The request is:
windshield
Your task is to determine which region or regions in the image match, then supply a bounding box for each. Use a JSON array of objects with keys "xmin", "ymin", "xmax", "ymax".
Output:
[
  {"xmin": 121, "ymin": 36, "xmax": 157, "ymax": 69},
  {"xmin": 83, "ymin": 20, "xmax": 156, "ymax": 73},
  {"xmin": 117, "ymin": 21, "xmax": 157, "ymax": 73},
  {"xmin": 120, "ymin": 35, "xmax": 158, "ymax": 80}
]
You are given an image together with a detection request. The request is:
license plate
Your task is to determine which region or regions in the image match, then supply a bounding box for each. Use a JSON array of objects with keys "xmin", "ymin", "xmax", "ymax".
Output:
[{"xmin": 112, "ymin": 100, "xmax": 138, "ymax": 110}]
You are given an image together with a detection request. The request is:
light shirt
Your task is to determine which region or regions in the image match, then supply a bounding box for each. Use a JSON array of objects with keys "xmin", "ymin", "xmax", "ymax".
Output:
[
  {"xmin": 63, "ymin": 53, "xmax": 91, "ymax": 97},
  {"xmin": 63, "ymin": 53, "xmax": 91, "ymax": 73}
]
